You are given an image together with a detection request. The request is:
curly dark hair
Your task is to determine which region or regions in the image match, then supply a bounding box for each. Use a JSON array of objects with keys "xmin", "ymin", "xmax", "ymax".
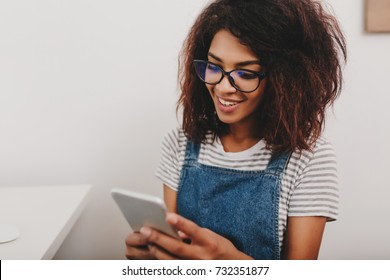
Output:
[{"xmin": 177, "ymin": 0, "xmax": 347, "ymax": 153}]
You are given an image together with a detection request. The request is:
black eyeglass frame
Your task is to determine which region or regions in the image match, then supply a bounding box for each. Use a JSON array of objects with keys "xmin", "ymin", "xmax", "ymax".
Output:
[{"xmin": 193, "ymin": 59, "xmax": 267, "ymax": 93}]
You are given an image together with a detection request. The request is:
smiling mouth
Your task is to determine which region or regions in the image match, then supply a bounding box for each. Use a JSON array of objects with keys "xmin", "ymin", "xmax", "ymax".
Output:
[{"xmin": 218, "ymin": 97, "xmax": 242, "ymax": 107}]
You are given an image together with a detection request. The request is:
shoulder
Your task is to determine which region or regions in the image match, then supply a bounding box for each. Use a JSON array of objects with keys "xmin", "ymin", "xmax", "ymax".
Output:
[
  {"xmin": 288, "ymin": 136, "xmax": 337, "ymax": 173},
  {"xmin": 285, "ymin": 136, "xmax": 339, "ymax": 220},
  {"xmin": 155, "ymin": 127, "xmax": 188, "ymax": 192},
  {"xmin": 163, "ymin": 126, "xmax": 186, "ymax": 143},
  {"xmin": 309, "ymin": 137, "xmax": 336, "ymax": 159},
  {"xmin": 161, "ymin": 126, "xmax": 187, "ymax": 152}
]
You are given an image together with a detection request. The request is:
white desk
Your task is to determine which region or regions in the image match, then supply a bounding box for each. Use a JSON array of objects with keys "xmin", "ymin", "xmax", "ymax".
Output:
[{"xmin": 0, "ymin": 185, "xmax": 91, "ymax": 259}]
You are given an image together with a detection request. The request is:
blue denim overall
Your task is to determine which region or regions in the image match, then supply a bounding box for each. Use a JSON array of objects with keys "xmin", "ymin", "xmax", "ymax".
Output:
[{"xmin": 177, "ymin": 140, "xmax": 291, "ymax": 260}]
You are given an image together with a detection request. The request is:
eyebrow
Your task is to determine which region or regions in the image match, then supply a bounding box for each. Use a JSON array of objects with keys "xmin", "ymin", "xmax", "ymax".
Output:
[{"xmin": 208, "ymin": 52, "xmax": 262, "ymax": 67}]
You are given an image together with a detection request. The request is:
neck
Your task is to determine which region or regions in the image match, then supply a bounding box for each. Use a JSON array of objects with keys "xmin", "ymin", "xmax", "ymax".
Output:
[
  {"xmin": 229, "ymin": 124, "xmax": 260, "ymax": 141},
  {"xmin": 220, "ymin": 119, "xmax": 263, "ymax": 152}
]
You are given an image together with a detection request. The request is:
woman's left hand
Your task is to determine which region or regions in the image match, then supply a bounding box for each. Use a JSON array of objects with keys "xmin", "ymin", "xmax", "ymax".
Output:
[{"xmin": 139, "ymin": 212, "xmax": 253, "ymax": 260}]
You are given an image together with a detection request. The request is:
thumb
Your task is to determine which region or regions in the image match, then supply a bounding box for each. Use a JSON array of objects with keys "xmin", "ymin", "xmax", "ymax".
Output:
[{"xmin": 166, "ymin": 213, "xmax": 204, "ymax": 242}]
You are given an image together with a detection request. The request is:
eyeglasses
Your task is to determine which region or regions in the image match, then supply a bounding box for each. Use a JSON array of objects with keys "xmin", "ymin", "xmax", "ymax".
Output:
[{"xmin": 193, "ymin": 60, "xmax": 267, "ymax": 93}]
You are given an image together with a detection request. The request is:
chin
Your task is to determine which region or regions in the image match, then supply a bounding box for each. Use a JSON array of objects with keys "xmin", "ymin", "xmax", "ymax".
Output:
[{"xmin": 215, "ymin": 112, "xmax": 239, "ymax": 125}]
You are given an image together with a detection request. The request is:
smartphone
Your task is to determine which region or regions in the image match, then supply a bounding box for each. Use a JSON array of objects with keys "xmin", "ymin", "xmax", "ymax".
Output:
[{"xmin": 111, "ymin": 188, "xmax": 180, "ymax": 239}]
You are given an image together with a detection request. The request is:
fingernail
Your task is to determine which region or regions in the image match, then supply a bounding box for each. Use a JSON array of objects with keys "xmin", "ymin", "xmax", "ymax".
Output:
[
  {"xmin": 148, "ymin": 244, "xmax": 155, "ymax": 253},
  {"xmin": 166, "ymin": 213, "xmax": 178, "ymax": 225},
  {"xmin": 140, "ymin": 227, "xmax": 151, "ymax": 237}
]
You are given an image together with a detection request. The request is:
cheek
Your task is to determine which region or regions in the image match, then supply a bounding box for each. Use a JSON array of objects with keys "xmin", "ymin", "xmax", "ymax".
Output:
[
  {"xmin": 206, "ymin": 84, "xmax": 214, "ymax": 95},
  {"xmin": 250, "ymin": 80, "xmax": 267, "ymax": 105},
  {"xmin": 247, "ymin": 89, "xmax": 265, "ymax": 108},
  {"xmin": 245, "ymin": 97, "xmax": 262, "ymax": 115}
]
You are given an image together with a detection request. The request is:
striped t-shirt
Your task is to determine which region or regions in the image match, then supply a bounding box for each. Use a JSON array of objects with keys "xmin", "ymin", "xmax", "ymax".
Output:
[{"xmin": 155, "ymin": 127, "xmax": 340, "ymax": 250}]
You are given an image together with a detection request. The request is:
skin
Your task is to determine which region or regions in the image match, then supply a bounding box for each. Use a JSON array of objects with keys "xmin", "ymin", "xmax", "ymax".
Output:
[
  {"xmin": 125, "ymin": 29, "xmax": 327, "ymax": 260},
  {"xmin": 206, "ymin": 30, "xmax": 266, "ymax": 152}
]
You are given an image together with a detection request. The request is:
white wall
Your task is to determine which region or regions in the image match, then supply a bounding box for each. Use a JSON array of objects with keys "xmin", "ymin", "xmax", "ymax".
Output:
[
  {"xmin": 320, "ymin": 0, "xmax": 390, "ymax": 259},
  {"xmin": 0, "ymin": 0, "xmax": 389, "ymax": 259}
]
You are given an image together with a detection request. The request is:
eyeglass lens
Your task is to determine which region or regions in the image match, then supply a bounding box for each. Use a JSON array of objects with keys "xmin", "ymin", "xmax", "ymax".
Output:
[{"xmin": 194, "ymin": 60, "xmax": 260, "ymax": 92}]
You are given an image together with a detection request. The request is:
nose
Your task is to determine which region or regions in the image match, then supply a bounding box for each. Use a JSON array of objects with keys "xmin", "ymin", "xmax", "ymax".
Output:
[{"xmin": 215, "ymin": 74, "xmax": 237, "ymax": 94}]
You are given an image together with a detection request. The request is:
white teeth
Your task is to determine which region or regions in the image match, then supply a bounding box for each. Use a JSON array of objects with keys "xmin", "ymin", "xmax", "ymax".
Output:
[{"xmin": 218, "ymin": 97, "xmax": 239, "ymax": 107}]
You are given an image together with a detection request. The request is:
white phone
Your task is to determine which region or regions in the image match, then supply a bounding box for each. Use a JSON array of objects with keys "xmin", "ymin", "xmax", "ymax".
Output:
[{"xmin": 111, "ymin": 188, "xmax": 180, "ymax": 239}]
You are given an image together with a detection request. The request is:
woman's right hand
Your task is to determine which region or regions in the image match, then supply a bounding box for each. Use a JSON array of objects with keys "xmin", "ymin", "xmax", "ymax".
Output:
[
  {"xmin": 125, "ymin": 185, "xmax": 177, "ymax": 260},
  {"xmin": 125, "ymin": 231, "xmax": 155, "ymax": 260}
]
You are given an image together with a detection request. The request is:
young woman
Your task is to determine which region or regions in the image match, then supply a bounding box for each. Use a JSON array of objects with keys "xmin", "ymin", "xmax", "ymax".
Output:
[{"xmin": 126, "ymin": 0, "xmax": 346, "ymax": 260}]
